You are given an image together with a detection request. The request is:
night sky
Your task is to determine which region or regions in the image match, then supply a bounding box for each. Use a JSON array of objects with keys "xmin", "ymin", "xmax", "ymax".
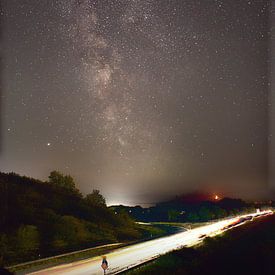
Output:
[{"xmin": 0, "ymin": 0, "xmax": 271, "ymax": 205}]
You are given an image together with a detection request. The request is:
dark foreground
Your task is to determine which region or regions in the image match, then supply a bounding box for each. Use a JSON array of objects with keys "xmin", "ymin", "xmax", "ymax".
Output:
[{"xmin": 125, "ymin": 214, "xmax": 275, "ymax": 275}]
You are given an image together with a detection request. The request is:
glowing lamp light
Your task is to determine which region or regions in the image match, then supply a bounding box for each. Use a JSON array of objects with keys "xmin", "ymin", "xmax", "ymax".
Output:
[{"xmin": 214, "ymin": 195, "xmax": 219, "ymax": 200}]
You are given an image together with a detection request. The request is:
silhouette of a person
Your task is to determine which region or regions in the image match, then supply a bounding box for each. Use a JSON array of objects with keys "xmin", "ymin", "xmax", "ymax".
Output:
[{"xmin": 101, "ymin": 256, "xmax": 108, "ymax": 274}]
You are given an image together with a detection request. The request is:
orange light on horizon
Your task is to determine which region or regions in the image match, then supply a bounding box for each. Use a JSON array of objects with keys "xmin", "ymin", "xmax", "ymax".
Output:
[{"xmin": 214, "ymin": 195, "xmax": 219, "ymax": 200}]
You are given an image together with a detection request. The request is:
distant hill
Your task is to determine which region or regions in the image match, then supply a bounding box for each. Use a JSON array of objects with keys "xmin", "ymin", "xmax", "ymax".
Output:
[
  {"xmin": 111, "ymin": 192, "xmax": 254, "ymax": 223},
  {"xmin": 165, "ymin": 192, "xmax": 213, "ymax": 204},
  {"xmin": 0, "ymin": 171, "xmax": 142, "ymax": 265}
]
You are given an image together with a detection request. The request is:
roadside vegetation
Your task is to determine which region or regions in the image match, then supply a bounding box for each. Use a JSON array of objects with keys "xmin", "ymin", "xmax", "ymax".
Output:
[
  {"xmin": 0, "ymin": 172, "xmax": 165, "ymax": 267},
  {"xmin": 9, "ymin": 243, "xmax": 124, "ymax": 274},
  {"xmin": 124, "ymin": 214, "xmax": 275, "ymax": 275}
]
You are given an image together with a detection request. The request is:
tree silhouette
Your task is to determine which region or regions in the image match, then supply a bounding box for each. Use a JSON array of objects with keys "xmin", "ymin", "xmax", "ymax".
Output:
[
  {"xmin": 86, "ymin": 190, "xmax": 106, "ymax": 207},
  {"xmin": 48, "ymin": 171, "xmax": 76, "ymax": 191}
]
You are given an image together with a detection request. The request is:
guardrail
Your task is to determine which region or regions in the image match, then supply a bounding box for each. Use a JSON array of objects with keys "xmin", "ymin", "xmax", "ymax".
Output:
[{"xmin": 8, "ymin": 242, "xmax": 122, "ymax": 269}]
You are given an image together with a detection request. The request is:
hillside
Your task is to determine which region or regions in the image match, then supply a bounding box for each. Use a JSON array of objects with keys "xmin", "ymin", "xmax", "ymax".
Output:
[{"xmin": 0, "ymin": 171, "xmax": 145, "ymax": 265}]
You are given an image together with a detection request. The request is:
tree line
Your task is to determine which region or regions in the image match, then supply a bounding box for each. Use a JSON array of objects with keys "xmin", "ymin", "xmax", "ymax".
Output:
[
  {"xmin": 111, "ymin": 194, "xmax": 257, "ymax": 223},
  {"xmin": 0, "ymin": 171, "xmax": 141, "ymax": 266}
]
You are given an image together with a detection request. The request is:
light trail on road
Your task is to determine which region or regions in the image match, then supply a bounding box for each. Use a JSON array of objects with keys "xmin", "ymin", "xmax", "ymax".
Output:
[{"xmin": 29, "ymin": 210, "xmax": 273, "ymax": 275}]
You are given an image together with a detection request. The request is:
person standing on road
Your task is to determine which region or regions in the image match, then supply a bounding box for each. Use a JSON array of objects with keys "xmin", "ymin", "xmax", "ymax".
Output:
[{"xmin": 101, "ymin": 256, "xmax": 108, "ymax": 274}]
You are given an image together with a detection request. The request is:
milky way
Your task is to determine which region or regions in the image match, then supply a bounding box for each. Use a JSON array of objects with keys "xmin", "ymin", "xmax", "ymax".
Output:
[{"xmin": 0, "ymin": 0, "xmax": 271, "ymax": 205}]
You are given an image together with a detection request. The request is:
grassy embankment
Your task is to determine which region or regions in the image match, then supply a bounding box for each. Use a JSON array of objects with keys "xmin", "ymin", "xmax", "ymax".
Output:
[
  {"xmin": 8, "ymin": 223, "xmax": 176, "ymax": 274},
  {"xmin": 151, "ymin": 222, "xmax": 208, "ymax": 229},
  {"xmin": 9, "ymin": 243, "xmax": 123, "ymax": 274}
]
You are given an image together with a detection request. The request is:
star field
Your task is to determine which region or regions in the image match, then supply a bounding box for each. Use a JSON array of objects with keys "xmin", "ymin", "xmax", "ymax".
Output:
[{"xmin": 0, "ymin": 0, "xmax": 271, "ymax": 205}]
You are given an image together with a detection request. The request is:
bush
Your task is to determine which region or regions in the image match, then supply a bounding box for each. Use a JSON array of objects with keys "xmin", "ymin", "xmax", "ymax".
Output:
[{"xmin": 16, "ymin": 225, "xmax": 40, "ymax": 257}]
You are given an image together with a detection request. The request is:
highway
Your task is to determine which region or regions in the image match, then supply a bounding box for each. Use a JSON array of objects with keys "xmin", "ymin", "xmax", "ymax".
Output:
[{"xmin": 29, "ymin": 210, "xmax": 272, "ymax": 275}]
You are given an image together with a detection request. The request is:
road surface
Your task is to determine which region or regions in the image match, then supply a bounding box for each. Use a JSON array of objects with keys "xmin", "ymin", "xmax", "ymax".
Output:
[{"xmin": 29, "ymin": 210, "xmax": 272, "ymax": 275}]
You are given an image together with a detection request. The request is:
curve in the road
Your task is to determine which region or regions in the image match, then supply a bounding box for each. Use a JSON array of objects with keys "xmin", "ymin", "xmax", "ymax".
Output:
[{"xmin": 29, "ymin": 210, "xmax": 273, "ymax": 275}]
